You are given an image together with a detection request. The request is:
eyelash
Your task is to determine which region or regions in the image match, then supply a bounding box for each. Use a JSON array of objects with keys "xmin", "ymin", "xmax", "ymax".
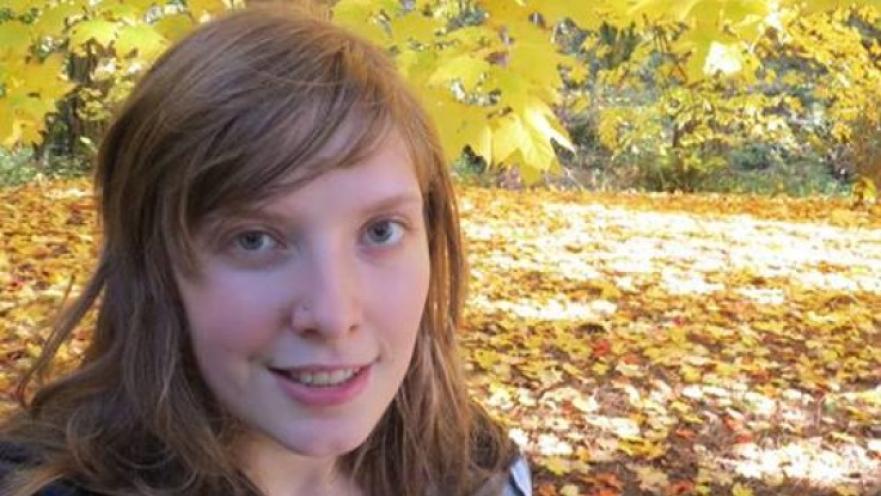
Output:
[{"xmin": 226, "ymin": 218, "xmax": 409, "ymax": 256}]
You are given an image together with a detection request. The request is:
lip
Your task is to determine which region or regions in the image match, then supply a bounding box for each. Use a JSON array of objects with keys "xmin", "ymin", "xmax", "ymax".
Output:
[{"xmin": 270, "ymin": 363, "xmax": 371, "ymax": 408}]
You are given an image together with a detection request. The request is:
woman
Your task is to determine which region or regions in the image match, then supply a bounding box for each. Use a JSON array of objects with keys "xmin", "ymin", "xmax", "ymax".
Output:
[{"xmin": 0, "ymin": 2, "xmax": 531, "ymax": 495}]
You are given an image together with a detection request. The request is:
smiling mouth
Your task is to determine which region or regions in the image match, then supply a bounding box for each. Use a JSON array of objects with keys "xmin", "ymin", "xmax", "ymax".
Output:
[{"xmin": 269, "ymin": 366, "xmax": 368, "ymax": 387}]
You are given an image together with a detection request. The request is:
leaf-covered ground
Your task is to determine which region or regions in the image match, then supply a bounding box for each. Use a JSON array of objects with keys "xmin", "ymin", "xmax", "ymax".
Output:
[{"xmin": 2, "ymin": 179, "xmax": 881, "ymax": 496}]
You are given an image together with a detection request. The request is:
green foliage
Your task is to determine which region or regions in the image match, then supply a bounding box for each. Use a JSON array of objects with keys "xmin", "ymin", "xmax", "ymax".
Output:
[
  {"xmin": 0, "ymin": 148, "xmax": 35, "ymax": 186},
  {"xmin": 451, "ymin": 147, "xmax": 491, "ymax": 186},
  {"xmin": 704, "ymin": 153, "xmax": 850, "ymax": 196},
  {"xmin": 728, "ymin": 143, "xmax": 780, "ymax": 172},
  {"xmin": 0, "ymin": 148, "xmax": 90, "ymax": 186}
]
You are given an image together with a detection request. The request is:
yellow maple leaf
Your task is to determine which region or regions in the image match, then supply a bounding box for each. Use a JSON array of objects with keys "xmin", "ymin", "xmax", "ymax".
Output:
[
  {"xmin": 732, "ymin": 483, "xmax": 754, "ymax": 496},
  {"xmin": 539, "ymin": 456, "xmax": 570, "ymax": 476}
]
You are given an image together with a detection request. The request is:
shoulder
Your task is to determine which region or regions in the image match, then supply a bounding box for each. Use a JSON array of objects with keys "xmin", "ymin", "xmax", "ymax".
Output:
[
  {"xmin": 502, "ymin": 454, "xmax": 532, "ymax": 496},
  {"xmin": 0, "ymin": 441, "xmax": 94, "ymax": 496}
]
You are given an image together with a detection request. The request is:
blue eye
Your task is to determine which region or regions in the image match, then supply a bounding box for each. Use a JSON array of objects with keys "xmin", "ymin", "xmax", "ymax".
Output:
[
  {"xmin": 234, "ymin": 231, "xmax": 278, "ymax": 252},
  {"xmin": 364, "ymin": 220, "xmax": 405, "ymax": 247}
]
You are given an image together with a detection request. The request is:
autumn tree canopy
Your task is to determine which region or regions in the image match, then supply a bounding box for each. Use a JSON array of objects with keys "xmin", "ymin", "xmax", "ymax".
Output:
[{"xmin": 2, "ymin": 0, "xmax": 881, "ymax": 191}]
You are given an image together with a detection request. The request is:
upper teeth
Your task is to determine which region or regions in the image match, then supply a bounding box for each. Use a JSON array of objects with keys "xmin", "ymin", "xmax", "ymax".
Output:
[{"xmin": 289, "ymin": 368, "xmax": 359, "ymax": 386}]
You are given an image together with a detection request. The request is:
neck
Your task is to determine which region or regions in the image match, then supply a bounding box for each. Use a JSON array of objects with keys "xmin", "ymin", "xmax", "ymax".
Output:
[{"xmin": 235, "ymin": 432, "xmax": 361, "ymax": 496}]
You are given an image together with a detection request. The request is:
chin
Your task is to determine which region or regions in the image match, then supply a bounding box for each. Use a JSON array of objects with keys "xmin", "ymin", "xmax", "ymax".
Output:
[{"xmin": 279, "ymin": 428, "xmax": 370, "ymax": 457}]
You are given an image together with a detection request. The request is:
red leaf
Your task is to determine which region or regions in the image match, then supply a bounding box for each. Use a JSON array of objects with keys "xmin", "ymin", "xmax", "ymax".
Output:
[{"xmin": 592, "ymin": 339, "xmax": 611, "ymax": 357}]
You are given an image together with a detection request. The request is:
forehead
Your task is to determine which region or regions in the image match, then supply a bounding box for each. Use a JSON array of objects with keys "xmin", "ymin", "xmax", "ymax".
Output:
[
  {"xmin": 205, "ymin": 129, "xmax": 424, "ymax": 224},
  {"xmin": 275, "ymin": 132, "xmax": 421, "ymax": 209}
]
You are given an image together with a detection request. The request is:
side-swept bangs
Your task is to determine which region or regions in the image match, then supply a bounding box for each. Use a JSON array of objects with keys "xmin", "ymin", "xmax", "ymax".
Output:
[{"xmin": 98, "ymin": 4, "xmax": 437, "ymax": 277}]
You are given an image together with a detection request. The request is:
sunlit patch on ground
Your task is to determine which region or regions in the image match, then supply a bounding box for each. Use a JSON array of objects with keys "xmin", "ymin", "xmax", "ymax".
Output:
[
  {"xmin": 723, "ymin": 438, "xmax": 880, "ymax": 487},
  {"xmin": 458, "ymin": 187, "xmax": 881, "ymax": 495}
]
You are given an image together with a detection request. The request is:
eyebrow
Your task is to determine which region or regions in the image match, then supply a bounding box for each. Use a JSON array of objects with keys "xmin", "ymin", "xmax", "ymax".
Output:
[
  {"xmin": 203, "ymin": 192, "xmax": 424, "ymax": 234},
  {"xmin": 356, "ymin": 192, "xmax": 424, "ymax": 217}
]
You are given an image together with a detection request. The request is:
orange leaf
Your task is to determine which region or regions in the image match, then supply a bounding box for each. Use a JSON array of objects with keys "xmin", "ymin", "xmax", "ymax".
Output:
[
  {"xmin": 594, "ymin": 472, "xmax": 623, "ymax": 489},
  {"xmin": 591, "ymin": 490, "xmax": 621, "ymax": 496},
  {"xmin": 723, "ymin": 416, "xmax": 744, "ymax": 432},
  {"xmin": 735, "ymin": 433, "xmax": 754, "ymax": 443},
  {"xmin": 536, "ymin": 483, "xmax": 558, "ymax": 496},
  {"xmin": 674, "ymin": 428, "xmax": 696, "ymax": 440},
  {"xmin": 622, "ymin": 353, "xmax": 641, "ymax": 365},
  {"xmin": 667, "ymin": 480, "xmax": 694, "ymax": 495}
]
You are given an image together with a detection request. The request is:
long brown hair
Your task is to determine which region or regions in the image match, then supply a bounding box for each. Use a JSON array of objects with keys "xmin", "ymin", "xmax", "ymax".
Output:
[{"xmin": 0, "ymin": 3, "xmax": 517, "ymax": 495}]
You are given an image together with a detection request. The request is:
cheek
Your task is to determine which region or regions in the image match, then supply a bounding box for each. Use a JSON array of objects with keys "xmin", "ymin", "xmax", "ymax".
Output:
[
  {"xmin": 177, "ymin": 270, "xmax": 288, "ymax": 355},
  {"xmin": 371, "ymin": 247, "xmax": 431, "ymax": 341}
]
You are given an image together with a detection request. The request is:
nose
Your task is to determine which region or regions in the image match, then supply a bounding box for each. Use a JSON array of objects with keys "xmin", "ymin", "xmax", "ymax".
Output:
[{"xmin": 289, "ymin": 243, "xmax": 362, "ymax": 340}]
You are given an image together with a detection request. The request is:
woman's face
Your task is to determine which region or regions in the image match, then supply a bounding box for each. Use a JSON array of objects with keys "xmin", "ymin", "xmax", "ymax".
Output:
[{"xmin": 174, "ymin": 131, "xmax": 431, "ymax": 458}]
